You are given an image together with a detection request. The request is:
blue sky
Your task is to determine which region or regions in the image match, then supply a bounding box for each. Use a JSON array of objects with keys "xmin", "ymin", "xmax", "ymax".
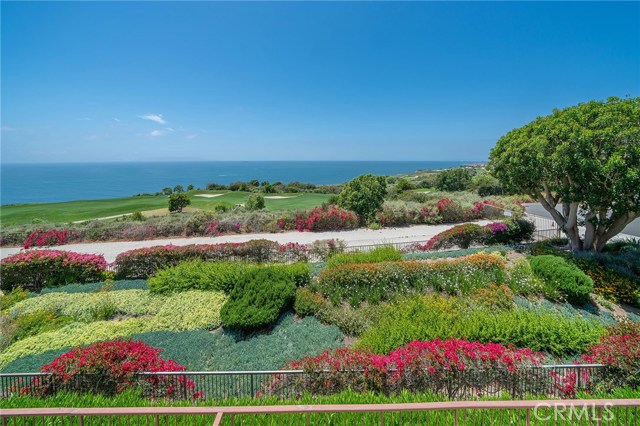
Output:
[{"xmin": 1, "ymin": 1, "xmax": 638, "ymax": 163}]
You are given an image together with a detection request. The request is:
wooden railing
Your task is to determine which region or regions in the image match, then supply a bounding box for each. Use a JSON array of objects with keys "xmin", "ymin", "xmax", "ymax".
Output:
[{"xmin": 2, "ymin": 399, "xmax": 640, "ymax": 425}]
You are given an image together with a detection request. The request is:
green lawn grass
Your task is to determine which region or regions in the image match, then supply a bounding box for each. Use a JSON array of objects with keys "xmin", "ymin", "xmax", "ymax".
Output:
[{"xmin": 0, "ymin": 192, "xmax": 332, "ymax": 226}]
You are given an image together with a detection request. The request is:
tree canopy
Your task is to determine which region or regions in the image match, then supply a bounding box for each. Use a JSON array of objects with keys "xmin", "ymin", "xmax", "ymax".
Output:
[
  {"xmin": 338, "ymin": 174, "xmax": 387, "ymax": 221},
  {"xmin": 489, "ymin": 97, "xmax": 640, "ymax": 252}
]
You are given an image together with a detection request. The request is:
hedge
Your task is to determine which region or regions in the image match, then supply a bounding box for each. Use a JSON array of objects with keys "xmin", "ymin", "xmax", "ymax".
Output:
[
  {"xmin": 148, "ymin": 261, "xmax": 310, "ymax": 294},
  {"xmin": 114, "ymin": 240, "xmax": 308, "ymax": 279},
  {"xmin": 530, "ymin": 255, "xmax": 594, "ymax": 305},
  {"xmin": 0, "ymin": 250, "xmax": 107, "ymax": 292},
  {"xmin": 315, "ymin": 253, "xmax": 507, "ymax": 306}
]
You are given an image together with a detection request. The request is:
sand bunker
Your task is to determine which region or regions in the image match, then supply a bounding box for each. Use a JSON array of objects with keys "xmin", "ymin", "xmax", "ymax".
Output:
[
  {"xmin": 264, "ymin": 196, "xmax": 295, "ymax": 199},
  {"xmin": 195, "ymin": 194, "xmax": 225, "ymax": 198}
]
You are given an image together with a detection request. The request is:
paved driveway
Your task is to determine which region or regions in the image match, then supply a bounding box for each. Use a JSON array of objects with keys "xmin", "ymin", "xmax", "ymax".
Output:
[{"xmin": 524, "ymin": 203, "xmax": 639, "ymax": 238}]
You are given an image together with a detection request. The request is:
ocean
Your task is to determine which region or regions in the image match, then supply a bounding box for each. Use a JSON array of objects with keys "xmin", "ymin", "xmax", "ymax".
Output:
[{"xmin": 0, "ymin": 161, "xmax": 473, "ymax": 205}]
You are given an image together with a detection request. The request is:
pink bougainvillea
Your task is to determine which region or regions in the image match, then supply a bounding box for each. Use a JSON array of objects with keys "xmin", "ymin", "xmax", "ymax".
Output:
[
  {"xmin": 23, "ymin": 340, "xmax": 202, "ymax": 400},
  {"xmin": 264, "ymin": 338, "xmax": 546, "ymax": 398},
  {"xmin": 23, "ymin": 229, "xmax": 77, "ymax": 249}
]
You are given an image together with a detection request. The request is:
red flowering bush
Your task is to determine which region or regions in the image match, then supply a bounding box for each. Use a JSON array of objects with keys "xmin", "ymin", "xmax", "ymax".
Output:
[
  {"xmin": 23, "ymin": 229, "xmax": 77, "ymax": 249},
  {"xmin": 436, "ymin": 198, "xmax": 468, "ymax": 223},
  {"xmin": 274, "ymin": 206, "xmax": 358, "ymax": 232},
  {"xmin": 114, "ymin": 240, "xmax": 308, "ymax": 279},
  {"xmin": 0, "ymin": 250, "xmax": 107, "ymax": 292},
  {"xmin": 263, "ymin": 338, "xmax": 546, "ymax": 398},
  {"xmin": 421, "ymin": 224, "xmax": 489, "ymax": 250},
  {"xmin": 583, "ymin": 322, "xmax": 640, "ymax": 390},
  {"xmin": 23, "ymin": 340, "xmax": 201, "ymax": 400}
]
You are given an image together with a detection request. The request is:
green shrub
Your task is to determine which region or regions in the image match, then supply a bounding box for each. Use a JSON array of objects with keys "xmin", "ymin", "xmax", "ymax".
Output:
[
  {"xmin": 435, "ymin": 168, "xmax": 473, "ymax": 192},
  {"xmin": 168, "ymin": 193, "xmax": 190, "ymax": 213},
  {"xmin": 220, "ymin": 270, "xmax": 296, "ymax": 331},
  {"xmin": 245, "ymin": 194, "xmax": 265, "ymax": 211},
  {"xmin": 358, "ymin": 294, "xmax": 605, "ymax": 356},
  {"xmin": 530, "ymin": 255, "xmax": 594, "ymax": 304},
  {"xmin": 295, "ymin": 288, "xmax": 382, "ymax": 336},
  {"xmin": 315, "ymin": 253, "xmax": 506, "ymax": 306},
  {"xmin": 326, "ymin": 246, "xmax": 402, "ymax": 267},
  {"xmin": 507, "ymin": 257, "xmax": 545, "ymax": 296},
  {"xmin": 1, "ymin": 311, "xmax": 74, "ymax": 349},
  {"xmin": 148, "ymin": 261, "xmax": 310, "ymax": 294}
]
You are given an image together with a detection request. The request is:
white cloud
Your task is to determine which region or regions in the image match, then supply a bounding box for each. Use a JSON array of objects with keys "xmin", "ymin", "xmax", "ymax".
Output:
[
  {"xmin": 75, "ymin": 117, "xmax": 93, "ymax": 121},
  {"xmin": 148, "ymin": 127, "xmax": 175, "ymax": 138},
  {"xmin": 186, "ymin": 133, "xmax": 199, "ymax": 140},
  {"xmin": 139, "ymin": 113, "xmax": 166, "ymax": 124},
  {"xmin": 1, "ymin": 126, "xmax": 18, "ymax": 131},
  {"xmin": 113, "ymin": 118, "xmax": 120, "ymax": 122}
]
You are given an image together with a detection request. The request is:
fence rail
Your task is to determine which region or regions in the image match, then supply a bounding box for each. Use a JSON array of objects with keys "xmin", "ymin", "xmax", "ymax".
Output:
[
  {"xmin": 1, "ymin": 365, "xmax": 605, "ymax": 401},
  {"xmin": 2, "ymin": 398, "xmax": 639, "ymax": 426}
]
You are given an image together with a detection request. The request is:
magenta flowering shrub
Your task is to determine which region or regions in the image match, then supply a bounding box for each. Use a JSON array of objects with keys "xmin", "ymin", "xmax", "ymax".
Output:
[
  {"xmin": 114, "ymin": 240, "xmax": 309, "ymax": 279},
  {"xmin": 0, "ymin": 250, "xmax": 107, "ymax": 292},
  {"xmin": 263, "ymin": 338, "xmax": 546, "ymax": 398},
  {"xmin": 276, "ymin": 206, "xmax": 359, "ymax": 232},
  {"xmin": 421, "ymin": 224, "xmax": 489, "ymax": 251},
  {"xmin": 22, "ymin": 340, "xmax": 201, "ymax": 400},
  {"xmin": 23, "ymin": 229, "xmax": 77, "ymax": 249}
]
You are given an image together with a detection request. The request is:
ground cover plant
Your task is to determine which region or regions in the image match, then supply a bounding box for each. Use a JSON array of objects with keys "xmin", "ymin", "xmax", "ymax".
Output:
[
  {"xmin": 0, "ymin": 290, "xmax": 227, "ymax": 369},
  {"xmin": 40, "ymin": 279, "xmax": 148, "ymax": 294},
  {"xmin": 1, "ymin": 314, "xmax": 345, "ymax": 373}
]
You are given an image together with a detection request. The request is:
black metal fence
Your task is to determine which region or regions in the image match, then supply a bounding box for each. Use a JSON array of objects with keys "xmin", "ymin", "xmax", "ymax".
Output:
[{"xmin": 0, "ymin": 364, "xmax": 605, "ymax": 401}]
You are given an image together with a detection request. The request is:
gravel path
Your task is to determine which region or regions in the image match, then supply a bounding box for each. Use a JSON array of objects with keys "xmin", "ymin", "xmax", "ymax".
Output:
[{"xmin": 0, "ymin": 221, "xmax": 491, "ymax": 262}]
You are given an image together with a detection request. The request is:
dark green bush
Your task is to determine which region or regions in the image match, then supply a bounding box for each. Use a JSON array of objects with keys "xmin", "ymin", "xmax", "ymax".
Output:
[
  {"xmin": 326, "ymin": 247, "xmax": 402, "ymax": 267},
  {"xmin": 530, "ymin": 255, "xmax": 594, "ymax": 304},
  {"xmin": 220, "ymin": 269, "xmax": 296, "ymax": 331},
  {"xmin": 148, "ymin": 261, "xmax": 310, "ymax": 294}
]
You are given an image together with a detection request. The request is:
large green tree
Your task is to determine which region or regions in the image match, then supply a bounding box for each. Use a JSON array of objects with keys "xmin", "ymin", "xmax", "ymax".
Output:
[
  {"xmin": 338, "ymin": 174, "xmax": 387, "ymax": 221},
  {"xmin": 489, "ymin": 97, "xmax": 640, "ymax": 252}
]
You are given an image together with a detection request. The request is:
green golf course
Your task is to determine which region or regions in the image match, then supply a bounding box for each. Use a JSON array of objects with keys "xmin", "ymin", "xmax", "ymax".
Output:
[{"xmin": 0, "ymin": 191, "xmax": 333, "ymax": 226}]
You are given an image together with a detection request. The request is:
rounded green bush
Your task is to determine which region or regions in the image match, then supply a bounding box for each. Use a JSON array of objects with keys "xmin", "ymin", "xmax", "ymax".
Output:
[
  {"xmin": 220, "ymin": 269, "xmax": 296, "ymax": 332},
  {"xmin": 530, "ymin": 255, "xmax": 594, "ymax": 304}
]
